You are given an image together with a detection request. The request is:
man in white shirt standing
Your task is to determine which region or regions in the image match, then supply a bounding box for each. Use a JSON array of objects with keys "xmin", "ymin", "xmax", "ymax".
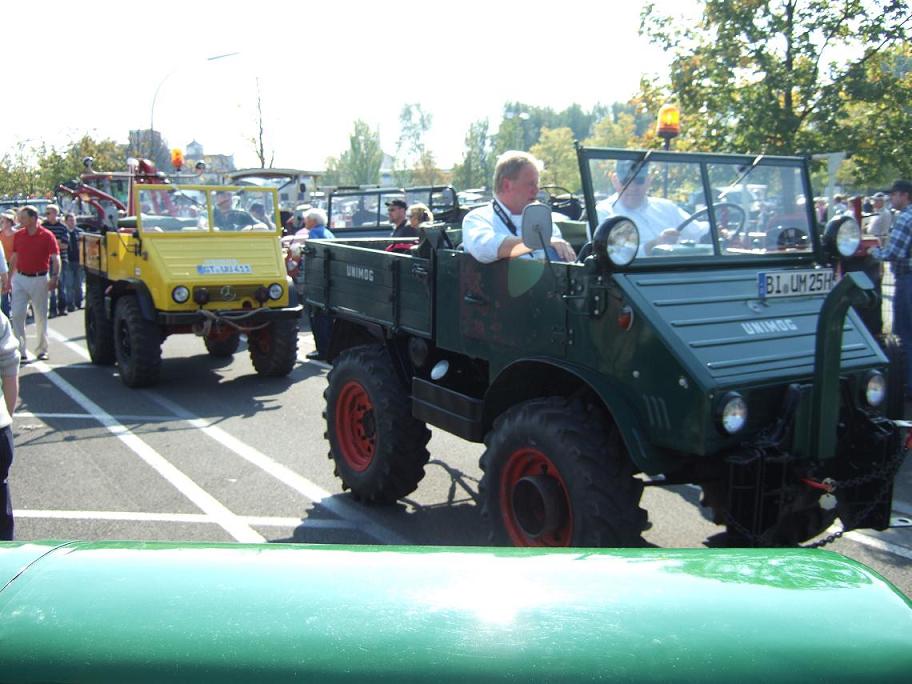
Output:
[
  {"xmin": 462, "ymin": 151, "xmax": 576, "ymax": 264},
  {"xmin": 595, "ymin": 160, "xmax": 699, "ymax": 256},
  {"xmin": 868, "ymin": 192, "xmax": 894, "ymax": 240}
]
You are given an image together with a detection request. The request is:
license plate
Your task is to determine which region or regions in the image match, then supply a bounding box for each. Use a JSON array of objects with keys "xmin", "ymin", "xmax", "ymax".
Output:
[{"xmin": 758, "ymin": 269, "xmax": 835, "ymax": 299}]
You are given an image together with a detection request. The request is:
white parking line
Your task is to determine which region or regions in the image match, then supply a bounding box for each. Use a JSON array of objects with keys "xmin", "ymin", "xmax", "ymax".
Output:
[
  {"xmin": 18, "ymin": 411, "xmax": 173, "ymax": 422},
  {"xmin": 46, "ymin": 328, "xmax": 410, "ymax": 545},
  {"xmin": 145, "ymin": 390, "xmax": 411, "ymax": 545},
  {"xmin": 27, "ymin": 356, "xmax": 265, "ymax": 544},
  {"xmin": 13, "ymin": 509, "xmax": 355, "ymax": 530}
]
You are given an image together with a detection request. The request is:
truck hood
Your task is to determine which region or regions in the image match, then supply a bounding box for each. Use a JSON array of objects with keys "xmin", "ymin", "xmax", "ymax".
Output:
[
  {"xmin": 615, "ymin": 267, "xmax": 886, "ymax": 388},
  {"xmin": 145, "ymin": 236, "xmax": 284, "ymax": 280}
]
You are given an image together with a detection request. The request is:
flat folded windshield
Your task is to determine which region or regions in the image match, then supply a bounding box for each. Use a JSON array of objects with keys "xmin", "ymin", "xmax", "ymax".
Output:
[{"xmin": 589, "ymin": 155, "xmax": 813, "ymax": 259}]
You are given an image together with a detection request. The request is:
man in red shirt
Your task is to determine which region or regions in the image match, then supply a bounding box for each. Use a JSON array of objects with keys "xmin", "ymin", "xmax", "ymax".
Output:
[{"xmin": 9, "ymin": 206, "xmax": 61, "ymax": 363}]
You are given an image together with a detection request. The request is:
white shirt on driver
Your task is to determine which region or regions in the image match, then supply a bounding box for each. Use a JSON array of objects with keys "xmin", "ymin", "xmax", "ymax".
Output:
[{"xmin": 596, "ymin": 195, "xmax": 699, "ymax": 256}]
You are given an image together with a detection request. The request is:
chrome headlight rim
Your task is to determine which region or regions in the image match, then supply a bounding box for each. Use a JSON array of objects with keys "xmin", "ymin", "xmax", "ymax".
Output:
[
  {"xmin": 594, "ymin": 216, "xmax": 640, "ymax": 268},
  {"xmin": 862, "ymin": 370, "xmax": 886, "ymax": 408},
  {"xmin": 267, "ymin": 283, "xmax": 284, "ymax": 300},
  {"xmin": 606, "ymin": 218, "xmax": 640, "ymax": 266},
  {"xmin": 172, "ymin": 285, "xmax": 190, "ymax": 304},
  {"xmin": 824, "ymin": 216, "xmax": 861, "ymax": 258},
  {"xmin": 717, "ymin": 391, "xmax": 748, "ymax": 435}
]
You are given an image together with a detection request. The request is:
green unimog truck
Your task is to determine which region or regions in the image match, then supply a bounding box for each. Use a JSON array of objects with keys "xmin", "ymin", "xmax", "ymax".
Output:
[{"xmin": 303, "ymin": 146, "xmax": 905, "ymax": 547}]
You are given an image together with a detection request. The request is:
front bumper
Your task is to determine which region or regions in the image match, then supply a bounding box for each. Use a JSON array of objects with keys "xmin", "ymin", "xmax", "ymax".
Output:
[{"xmin": 157, "ymin": 305, "xmax": 302, "ymax": 327}]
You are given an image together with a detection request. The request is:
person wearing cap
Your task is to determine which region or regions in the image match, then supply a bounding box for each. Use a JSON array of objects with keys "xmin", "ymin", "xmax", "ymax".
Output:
[
  {"xmin": 212, "ymin": 190, "xmax": 256, "ymax": 231},
  {"xmin": 595, "ymin": 160, "xmax": 699, "ymax": 256},
  {"xmin": 248, "ymin": 202, "xmax": 275, "ymax": 230},
  {"xmin": 869, "ymin": 192, "xmax": 894, "ymax": 240},
  {"xmin": 831, "ymin": 194, "xmax": 849, "ymax": 217},
  {"xmin": 194, "ymin": 161, "xmax": 207, "ymax": 178},
  {"xmin": 462, "ymin": 150, "xmax": 576, "ymax": 263},
  {"xmin": 869, "ymin": 179, "xmax": 912, "ymax": 396},
  {"xmin": 9, "ymin": 205, "xmax": 61, "ymax": 363},
  {"xmin": 386, "ymin": 199, "xmax": 413, "ymax": 238}
]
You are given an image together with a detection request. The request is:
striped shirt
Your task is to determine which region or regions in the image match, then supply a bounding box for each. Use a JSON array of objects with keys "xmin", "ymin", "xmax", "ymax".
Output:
[{"xmin": 871, "ymin": 205, "xmax": 912, "ymax": 276}]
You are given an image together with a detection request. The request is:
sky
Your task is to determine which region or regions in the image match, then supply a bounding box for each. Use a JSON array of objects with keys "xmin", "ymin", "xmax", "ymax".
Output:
[{"xmin": 5, "ymin": 0, "xmax": 697, "ymax": 172}]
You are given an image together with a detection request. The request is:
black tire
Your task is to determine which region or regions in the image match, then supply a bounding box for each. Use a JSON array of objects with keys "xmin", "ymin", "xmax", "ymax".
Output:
[
  {"xmin": 113, "ymin": 295, "xmax": 162, "ymax": 387},
  {"xmin": 882, "ymin": 334, "xmax": 906, "ymax": 420},
  {"xmin": 479, "ymin": 397, "xmax": 646, "ymax": 547},
  {"xmin": 204, "ymin": 331, "xmax": 241, "ymax": 357},
  {"xmin": 248, "ymin": 319, "xmax": 298, "ymax": 376},
  {"xmin": 324, "ymin": 345, "xmax": 431, "ymax": 503},
  {"xmin": 85, "ymin": 277, "xmax": 115, "ymax": 365}
]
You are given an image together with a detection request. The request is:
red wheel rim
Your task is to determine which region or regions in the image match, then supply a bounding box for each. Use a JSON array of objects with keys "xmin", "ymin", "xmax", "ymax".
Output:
[
  {"xmin": 335, "ymin": 381, "xmax": 375, "ymax": 472},
  {"xmin": 500, "ymin": 448, "xmax": 573, "ymax": 547}
]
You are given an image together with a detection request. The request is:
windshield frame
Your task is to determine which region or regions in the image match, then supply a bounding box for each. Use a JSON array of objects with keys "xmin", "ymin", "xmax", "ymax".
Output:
[
  {"xmin": 577, "ymin": 146, "xmax": 822, "ymax": 269},
  {"xmin": 132, "ymin": 184, "xmax": 282, "ymax": 236}
]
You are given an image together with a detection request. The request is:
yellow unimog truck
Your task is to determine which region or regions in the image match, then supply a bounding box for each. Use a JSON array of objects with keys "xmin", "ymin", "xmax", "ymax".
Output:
[{"xmin": 80, "ymin": 175, "xmax": 301, "ymax": 387}]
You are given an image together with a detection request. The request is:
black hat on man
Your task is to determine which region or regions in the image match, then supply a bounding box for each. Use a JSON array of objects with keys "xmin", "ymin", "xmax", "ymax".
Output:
[
  {"xmin": 889, "ymin": 179, "xmax": 912, "ymax": 195},
  {"xmin": 385, "ymin": 198, "xmax": 407, "ymax": 210}
]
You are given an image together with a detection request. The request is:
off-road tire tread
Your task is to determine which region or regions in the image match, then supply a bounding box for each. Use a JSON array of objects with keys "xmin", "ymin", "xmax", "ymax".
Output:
[
  {"xmin": 249, "ymin": 319, "xmax": 298, "ymax": 376},
  {"xmin": 323, "ymin": 344, "xmax": 431, "ymax": 503},
  {"xmin": 113, "ymin": 295, "xmax": 162, "ymax": 387},
  {"xmin": 85, "ymin": 277, "xmax": 115, "ymax": 365},
  {"xmin": 479, "ymin": 396, "xmax": 646, "ymax": 547},
  {"xmin": 205, "ymin": 332, "xmax": 241, "ymax": 357}
]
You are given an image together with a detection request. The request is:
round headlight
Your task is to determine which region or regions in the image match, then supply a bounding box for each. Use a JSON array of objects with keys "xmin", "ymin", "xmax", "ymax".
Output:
[
  {"xmin": 594, "ymin": 217, "xmax": 639, "ymax": 267},
  {"xmin": 835, "ymin": 218, "xmax": 861, "ymax": 257},
  {"xmin": 172, "ymin": 286, "xmax": 190, "ymax": 303},
  {"xmin": 863, "ymin": 371, "xmax": 886, "ymax": 407},
  {"xmin": 268, "ymin": 283, "xmax": 283, "ymax": 300},
  {"xmin": 718, "ymin": 392, "xmax": 748, "ymax": 434}
]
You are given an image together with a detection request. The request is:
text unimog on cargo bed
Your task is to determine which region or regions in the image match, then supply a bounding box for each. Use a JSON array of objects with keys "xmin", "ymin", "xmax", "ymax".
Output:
[
  {"xmin": 304, "ymin": 146, "xmax": 907, "ymax": 547},
  {"xmin": 80, "ymin": 161, "xmax": 301, "ymax": 388}
]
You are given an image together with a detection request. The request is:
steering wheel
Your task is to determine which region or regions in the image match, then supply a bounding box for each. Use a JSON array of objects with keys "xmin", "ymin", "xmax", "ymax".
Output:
[
  {"xmin": 537, "ymin": 186, "xmax": 583, "ymax": 221},
  {"xmin": 675, "ymin": 202, "xmax": 747, "ymax": 238}
]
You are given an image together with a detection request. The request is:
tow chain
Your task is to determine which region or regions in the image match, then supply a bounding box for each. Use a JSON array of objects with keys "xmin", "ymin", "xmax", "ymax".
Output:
[
  {"xmin": 800, "ymin": 446, "xmax": 908, "ymax": 549},
  {"xmin": 194, "ymin": 308, "xmax": 271, "ymax": 337},
  {"xmin": 718, "ymin": 443, "xmax": 908, "ymax": 549}
]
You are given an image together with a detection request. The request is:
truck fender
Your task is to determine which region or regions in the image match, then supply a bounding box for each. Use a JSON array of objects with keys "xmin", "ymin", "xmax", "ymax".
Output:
[
  {"xmin": 326, "ymin": 314, "xmax": 385, "ymax": 362},
  {"xmin": 286, "ymin": 276, "xmax": 300, "ymax": 307},
  {"xmin": 485, "ymin": 358, "xmax": 673, "ymax": 474},
  {"xmin": 110, "ymin": 279, "xmax": 157, "ymax": 322}
]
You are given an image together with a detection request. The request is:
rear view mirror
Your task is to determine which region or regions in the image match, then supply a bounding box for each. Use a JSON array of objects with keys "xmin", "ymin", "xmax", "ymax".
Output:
[{"xmin": 521, "ymin": 202, "xmax": 552, "ymax": 251}]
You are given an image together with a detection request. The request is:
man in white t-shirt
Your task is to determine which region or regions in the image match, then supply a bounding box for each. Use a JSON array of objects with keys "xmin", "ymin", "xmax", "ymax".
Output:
[
  {"xmin": 462, "ymin": 151, "xmax": 576, "ymax": 264},
  {"xmin": 595, "ymin": 160, "xmax": 701, "ymax": 256},
  {"xmin": 868, "ymin": 192, "xmax": 894, "ymax": 240}
]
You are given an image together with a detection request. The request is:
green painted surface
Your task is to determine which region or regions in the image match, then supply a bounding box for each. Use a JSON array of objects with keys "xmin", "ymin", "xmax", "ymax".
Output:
[{"xmin": 0, "ymin": 542, "xmax": 910, "ymax": 682}]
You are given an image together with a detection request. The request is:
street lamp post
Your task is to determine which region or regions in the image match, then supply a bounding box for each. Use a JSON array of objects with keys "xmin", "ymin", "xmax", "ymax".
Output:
[{"xmin": 149, "ymin": 51, "xmax": 241, "ymax": 161}]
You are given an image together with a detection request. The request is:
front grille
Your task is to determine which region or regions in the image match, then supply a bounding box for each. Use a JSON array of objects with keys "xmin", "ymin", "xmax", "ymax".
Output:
[{"xmin": 193, "ymin": 284, "xmax": 263, "ymax": 303}]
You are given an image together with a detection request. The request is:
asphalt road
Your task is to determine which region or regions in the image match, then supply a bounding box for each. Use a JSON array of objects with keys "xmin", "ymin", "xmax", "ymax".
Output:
[{"xmin": 9, "ymin": 311, "xmax": 912, "ymax": 597}]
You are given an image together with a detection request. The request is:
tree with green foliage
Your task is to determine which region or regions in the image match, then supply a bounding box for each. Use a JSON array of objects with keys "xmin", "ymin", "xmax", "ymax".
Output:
[
  {"xmin": 493, "ymin": 102, "xmax": 611, "ymax": 156},
  {"xmin": 451, "ymin": 119, "xmax": 493, "ymax": 190},
  {"xmin": 836, "ymin": 45, "xmax": 912, "ymax": 186},
  {"xmin": 393, "ymin": 104, "xmax": 433, "ymax": 186},
  {"xmin": 640, "ymin": 0, "xmax": 911, "ymax": 160},
  {"xmin": 125, "ymin": 129, "xmax": 171, "ymax": 171},
  {"xmin": 324, "ymin": 120, "xmax": 383, "ymax": 186},
  {"xmin": 0, "ymin": 135, "xmax": 125, "ymax": 198},
  {"xmin": 530, "ymin": 127, "xmax": 580, "ymax": 191}
]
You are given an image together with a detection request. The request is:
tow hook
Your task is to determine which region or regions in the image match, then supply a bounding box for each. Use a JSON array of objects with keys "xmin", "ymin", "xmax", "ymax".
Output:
[{"xmin": 802, "ymin": 477, "xmax": 838, "ymax": 511}]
